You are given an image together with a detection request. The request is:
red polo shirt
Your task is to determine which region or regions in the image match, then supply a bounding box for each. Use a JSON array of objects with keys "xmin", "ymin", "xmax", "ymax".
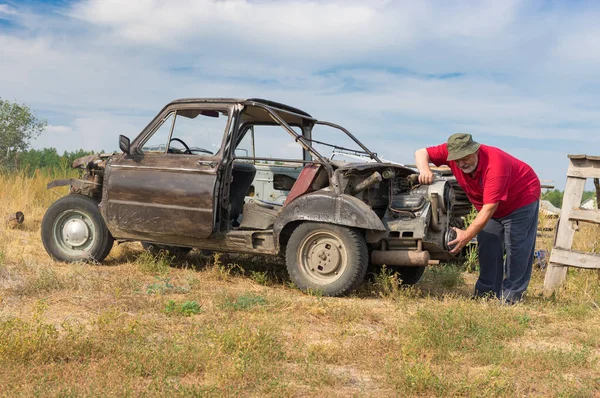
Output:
[{"xmin": 426, "ymin": 143, "xmax": 540, "ymax": 218}]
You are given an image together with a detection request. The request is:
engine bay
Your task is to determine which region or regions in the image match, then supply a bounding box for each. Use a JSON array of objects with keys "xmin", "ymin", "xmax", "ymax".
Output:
[{"xmin": 341, "ymin": 165, "xmax": 471, "ymax": 260}]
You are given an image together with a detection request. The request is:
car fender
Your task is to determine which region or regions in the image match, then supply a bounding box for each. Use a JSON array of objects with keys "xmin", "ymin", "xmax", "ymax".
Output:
[{"xmin": 274, "ymin": 191, "xmax": 386, "ymax": 244}]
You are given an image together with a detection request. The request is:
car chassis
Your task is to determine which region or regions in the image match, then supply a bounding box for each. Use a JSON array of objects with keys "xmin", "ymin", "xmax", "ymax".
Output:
[{"xmin": 42, "ymin": 98, "xmax": 471, "ymax": 296}]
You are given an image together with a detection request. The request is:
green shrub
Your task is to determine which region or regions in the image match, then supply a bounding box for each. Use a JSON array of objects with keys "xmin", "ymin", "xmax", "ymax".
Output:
[
  {"xmin": 220, "ymin": 293, "xmax": 267, "ymax": 311},
  {"xmin": 164, "ymin": 300, "xmax": 203, "ymax": 316}
]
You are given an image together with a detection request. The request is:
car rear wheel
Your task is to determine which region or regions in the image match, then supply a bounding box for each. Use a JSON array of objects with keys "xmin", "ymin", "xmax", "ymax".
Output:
[
  {"xmin": 41, "ymin": 194, "xmax": 114, "ymax": 262},
  {"xmin": 285, "ymin": 223, "xmax": 368, "ymax": 296}
]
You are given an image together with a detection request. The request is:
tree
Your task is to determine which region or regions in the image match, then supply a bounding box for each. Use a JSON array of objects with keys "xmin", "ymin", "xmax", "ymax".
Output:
[
  {"xmin": 542, "ymin": 189, "xmax": 597, "ymax": 209},
  {"xmin": 541, "ymin": 189, "xmax": 564, "ymax": 208},
  {"xmin": 0, "ymin": 98, "xmax": 47, "ymax": 168}
]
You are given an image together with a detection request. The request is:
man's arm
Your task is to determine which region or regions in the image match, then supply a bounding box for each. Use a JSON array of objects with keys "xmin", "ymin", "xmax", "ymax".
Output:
[
  {"xmin": 449, "ymin": 202, "xmax": 499, "ymax": 254},
  {"xmin": 415, "ymin": 148, "xmax": 434, "ymax": 185}
]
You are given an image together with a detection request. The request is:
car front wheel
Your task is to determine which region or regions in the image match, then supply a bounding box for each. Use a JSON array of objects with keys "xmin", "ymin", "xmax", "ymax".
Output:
[
  {"xmin": 285, "ymin": 223, "xmax": 368, "ymax": 296},
  {"xmin": 41, "ymin": 194, "xmax": 114, "ymax": 262}
]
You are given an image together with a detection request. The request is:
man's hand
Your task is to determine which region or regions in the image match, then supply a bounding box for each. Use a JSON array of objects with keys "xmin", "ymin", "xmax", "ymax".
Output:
[
  {"xmin": 448, "ymin": 203, "xmax": 499, "ymax": 255},
  {"xmin": 448, "ymin": 227, "xmax": 473, "ymax": 255},
  {"xmin": 415, "ymin": 148, "xmax": 434, "ymax": 185},
  {"xmin": 418, "ymin": 170, "xmax": 434, "ymax": 185}
]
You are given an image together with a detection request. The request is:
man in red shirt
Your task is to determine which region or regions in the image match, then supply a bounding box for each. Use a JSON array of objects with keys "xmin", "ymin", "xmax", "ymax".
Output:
[{"xmin": 415, "ymin": 133, "xmax": 541, "ymax": 304}]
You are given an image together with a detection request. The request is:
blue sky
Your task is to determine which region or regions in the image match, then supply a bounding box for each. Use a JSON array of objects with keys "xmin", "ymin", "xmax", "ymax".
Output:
[{"xmin": 2, "ymin": 0, "xmax": 600, "ymax": 189}]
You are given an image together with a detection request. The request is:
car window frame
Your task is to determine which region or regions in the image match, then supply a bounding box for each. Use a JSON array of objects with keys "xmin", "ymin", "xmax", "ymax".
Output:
[{"xmin": 132, "ymin": 103, "xmax": 234, "ymax": 159}]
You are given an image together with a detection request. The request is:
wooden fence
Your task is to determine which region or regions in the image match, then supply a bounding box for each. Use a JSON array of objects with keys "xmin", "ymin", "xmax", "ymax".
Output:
[{"xmin": 544, "ymin": 155, "xmax": 600, "ymax": 293}]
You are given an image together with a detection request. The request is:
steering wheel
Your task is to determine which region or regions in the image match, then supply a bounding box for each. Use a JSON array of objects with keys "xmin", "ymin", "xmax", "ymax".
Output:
[{"xmin": 168, "ymin": 137, "xmax": 192, "ymax": 154}]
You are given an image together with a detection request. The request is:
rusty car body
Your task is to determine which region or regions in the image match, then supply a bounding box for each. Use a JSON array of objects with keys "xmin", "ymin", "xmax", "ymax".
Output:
[{"xmin": 41, "ymin": 98, "xmax": 471, "ymax": 296}]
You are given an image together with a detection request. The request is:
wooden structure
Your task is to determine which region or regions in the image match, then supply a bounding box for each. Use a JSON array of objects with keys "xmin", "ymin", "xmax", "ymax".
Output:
[{"xmin": 544, "ymin": 155, "xmax": 600, "ymax": 293}]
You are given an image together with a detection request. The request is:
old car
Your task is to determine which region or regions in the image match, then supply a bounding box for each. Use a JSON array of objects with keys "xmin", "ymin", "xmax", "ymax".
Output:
[{"xmin": 41, "ymin": 98, "xmax": 471, "ymax": 296}]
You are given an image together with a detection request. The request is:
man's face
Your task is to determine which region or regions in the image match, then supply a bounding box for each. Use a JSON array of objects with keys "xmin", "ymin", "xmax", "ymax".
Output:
[{"xmin": 456, "ymin": 152, "xmax": 478, "ymax": 174}]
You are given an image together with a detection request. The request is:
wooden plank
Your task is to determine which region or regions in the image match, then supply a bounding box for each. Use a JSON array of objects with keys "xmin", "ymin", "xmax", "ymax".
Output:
[
  {"xmin": 544, "ymin": 175, "xmax": 586, "ymax": 293},
  {"xmin": 567, "ymin": 159, "xmax": 600, "ymax": 179},
  {"xmin": 567, "ymin": 154, "xmax": 600, "ymax": 161},
  {"xmin": 569, "ymin": 208, "xmax": 600, "ymax": 225},
  {"xmin": 550, "ymin": 248, "xmax": 600, "ymax": 269}
]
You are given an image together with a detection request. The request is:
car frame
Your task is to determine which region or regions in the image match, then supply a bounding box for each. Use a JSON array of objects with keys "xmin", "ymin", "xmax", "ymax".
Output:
[{"xmin": 41, "ymin": 98, "xmax": 471, "ymax": 296}]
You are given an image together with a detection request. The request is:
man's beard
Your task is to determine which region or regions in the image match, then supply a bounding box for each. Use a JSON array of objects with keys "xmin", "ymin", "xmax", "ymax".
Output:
[{"xmin": 460, "ymin": 164, "xmax": 477, "ymax": 174}]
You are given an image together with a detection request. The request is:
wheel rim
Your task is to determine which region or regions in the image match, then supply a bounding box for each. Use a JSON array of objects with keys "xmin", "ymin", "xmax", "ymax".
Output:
[
  {"xmin": 52, "ymin": 209, "xmax": 96, "ymax": 257},
  {"xmin": 298, "ymin": 230, "xmax": 348, "ymax": 285}
]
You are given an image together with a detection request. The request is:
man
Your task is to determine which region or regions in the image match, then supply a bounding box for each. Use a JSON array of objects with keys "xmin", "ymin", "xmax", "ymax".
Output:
[{"xmin": 415, "ymin": 133, "xmax": 540, "ymax": 303}]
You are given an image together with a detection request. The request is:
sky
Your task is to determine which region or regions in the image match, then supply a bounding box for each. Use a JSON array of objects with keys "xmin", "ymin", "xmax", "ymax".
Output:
[{"xmin": 1, "ymin": 0, "xmax": 600, "ymax": 189}]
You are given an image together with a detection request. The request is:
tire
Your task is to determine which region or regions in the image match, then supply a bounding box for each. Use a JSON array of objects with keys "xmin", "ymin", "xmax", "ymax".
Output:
[
  {"xmin": 141, "ymin": 242, "xmax": 192, "ymax": 257},
  {"xmin": 285, "ymin": 223, "xmax": 368, "ymax": 296},
  {"xmin": 396, "ymin": 266, "xmax": 426, "ymax": 285},
  {"xmin": 41, "ymin": 194, "xmax": 114, "ymax": 263}
]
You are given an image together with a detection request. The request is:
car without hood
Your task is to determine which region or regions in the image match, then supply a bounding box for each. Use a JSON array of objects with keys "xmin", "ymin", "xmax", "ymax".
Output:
[{"xmin": 41, "ymin": 98, "xmax": 472, "ymax": 296}]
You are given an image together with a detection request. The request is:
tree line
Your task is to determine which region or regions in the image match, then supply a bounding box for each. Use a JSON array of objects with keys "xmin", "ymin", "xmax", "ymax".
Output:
[
  {"xmin": 11, "ymin": 147, "xmax": 98, "ymax": 173},
  {"xmin": 0, "ymin": 98, "xmax": 98, "ymax": 174},
  {"xmin": 542, "ymin": 189, "xmax": 597, "ymax": 209}
]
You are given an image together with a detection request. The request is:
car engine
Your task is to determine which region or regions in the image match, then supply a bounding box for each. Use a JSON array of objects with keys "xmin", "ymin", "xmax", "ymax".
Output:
[{"xmin": 342, "ymin": 165, "xmax": 472, "ymax": 261}]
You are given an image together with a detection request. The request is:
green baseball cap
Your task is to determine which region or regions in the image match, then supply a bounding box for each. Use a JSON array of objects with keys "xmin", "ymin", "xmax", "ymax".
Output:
[{"xmin": 447, "ymin": 133, "xmax": 480, "ymax": 161}]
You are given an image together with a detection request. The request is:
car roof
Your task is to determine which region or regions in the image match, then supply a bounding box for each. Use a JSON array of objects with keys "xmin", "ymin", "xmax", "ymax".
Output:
[{"xmin": 167, "ymin": 98, "xmax": 313, "ymax": 118}]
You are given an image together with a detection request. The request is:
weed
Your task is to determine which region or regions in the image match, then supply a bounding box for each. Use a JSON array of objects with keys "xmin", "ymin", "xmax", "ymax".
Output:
[
  {"xmin": 517, "ymin": 313, "xmax": 532, "ymax": 327},
  {"xmin": 220, "ymin": 293, "xmax": 267, "ymax": 311},
  {"xmin": 421, "ymin": 264, "xmax": 464, "ymax": 289},
  {"xmin": 209, "ymin": 253, "xmax": 244, "ymax": 280},
  {"xmin": 463, "ymin": 206, "xmax": 480, "ymax": 272},
  {"xmin": 387, "ymin": 360, "xmax": 447, "ymax": 396},
  {"xmin": 136, "ymin": 251, "xmax": 171, "ymax": 275},
  {"xmin": 305, "ymin": 288, "xmax": 325, "ymax": 298},
  {"xmin": 250, "ymin": 270, "xmax": 270, "ymax": 286},
  {"xmin": 464, "ymin": 244, "xmax": 479, "ymax": 272},
  {"xmin": 146, "ymin": 277, "xmax": 189, "ymax": 295},
  {"xmin": 371, "ymin": 265, "xmax": 401, "ymax": 298},
  {"xmin": 164, "ymin": 300, "xmax": 203, "ymax": 316}
]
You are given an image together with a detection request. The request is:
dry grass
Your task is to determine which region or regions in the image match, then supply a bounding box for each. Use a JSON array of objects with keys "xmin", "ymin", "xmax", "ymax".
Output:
[{"xmin": 1, "ymin": 172, "xmax": 600, "ymax": 397}]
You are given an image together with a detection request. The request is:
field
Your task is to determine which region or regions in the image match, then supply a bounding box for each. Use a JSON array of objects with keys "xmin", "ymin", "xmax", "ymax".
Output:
[{"xmin": 1, "ymin": 171, "xmax": 600, "ymax": 397}]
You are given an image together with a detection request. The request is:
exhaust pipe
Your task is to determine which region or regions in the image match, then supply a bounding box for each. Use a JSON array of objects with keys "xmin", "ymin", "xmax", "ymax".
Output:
[{"xmin": 371, "ymin": 250, "xmax": 439, "ymax": 266}]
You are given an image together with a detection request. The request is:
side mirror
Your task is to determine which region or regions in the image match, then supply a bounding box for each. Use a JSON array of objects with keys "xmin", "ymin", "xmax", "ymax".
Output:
[{"xmin": 119, "ymin": 135, "xmax": 131, "ymax": 155}]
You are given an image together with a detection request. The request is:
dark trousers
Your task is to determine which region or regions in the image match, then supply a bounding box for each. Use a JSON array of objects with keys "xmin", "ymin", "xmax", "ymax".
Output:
[{"xmin": 475, "ymin": 200, "xmax": 539, "ymax": 303}]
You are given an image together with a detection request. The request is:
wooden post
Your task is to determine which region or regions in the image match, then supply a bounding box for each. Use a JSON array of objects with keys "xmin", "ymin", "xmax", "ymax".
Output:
[
  {"xmin": 543, "ymin": 154, "xmax": 600, "ymax": 294},
  {"xmin": 543, "ymin": 176, "xmax": 586, "ymax": 293}
]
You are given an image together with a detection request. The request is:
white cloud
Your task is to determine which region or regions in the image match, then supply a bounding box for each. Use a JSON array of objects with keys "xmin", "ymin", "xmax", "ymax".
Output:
[
  {"xmin": 45, "ymin": 125, "xmax": 73, "ymax": 135},
  {"xmin": 32, "ymin": 115, "xmax": 147, "ymax": 153},
  {"xmin": 67, "ymin": 0, "xmax": 531, "ymax": 68},
  {"xmin": 0, "ymin": 4, "xmax": 17, "ymax": 18},
  {"xmin": 553, "ymin": 29, "xmax": 600, "ymax": 72}
]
